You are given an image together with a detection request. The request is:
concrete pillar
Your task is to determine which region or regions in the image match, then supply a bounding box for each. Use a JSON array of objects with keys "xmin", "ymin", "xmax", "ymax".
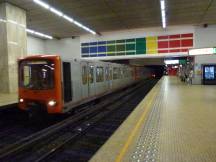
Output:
[{"xmin": 0, "ymin": 3, "xmax": 27, "ymax": 93}]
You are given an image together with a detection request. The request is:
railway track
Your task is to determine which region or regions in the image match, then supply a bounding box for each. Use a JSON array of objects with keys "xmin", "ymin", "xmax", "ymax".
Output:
[{"xmin": 0, "ymin": 79, "xmax": 158, "ymax": 162}]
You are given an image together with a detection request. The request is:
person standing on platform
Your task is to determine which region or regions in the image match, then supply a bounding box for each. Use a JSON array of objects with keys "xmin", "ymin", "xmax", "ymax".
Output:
[{"xmin": 189, "ymin": 69, "xmax": 194, "ymax": 85}]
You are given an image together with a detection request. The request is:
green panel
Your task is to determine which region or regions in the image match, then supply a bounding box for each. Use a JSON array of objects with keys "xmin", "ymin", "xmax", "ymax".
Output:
[
  {"xmin": 116, "ymin": 44, "xmax": 125, "ymax": 52},
  {"xmin": 213, "ymin": 48, "xmax": 216, "ymax": 54},
  {"xmin": 126, "ymin": 39, "xmax": 135, "ymax": 43},
  {"xmin": 107, "ymin": 45, "xmax": 116, "ymax": 52},
  {"xmin": 116, "ymin": 40, "xmax": 125, "ymax": 43},
  {"xmin": 116, "ymin": 52, "xmax": 125, "ymax": 56},
  {"xmin": 136, "ymin": 38, "xmax": 146, "ymax": 54},
  {"xmin": 126, "ymin": 52, "xmax": 135, "ymax": 55},
  {"xmin": 136, "ymin": 38, "xmax": 145, "ymax": 43},
  {"xmin": 126, "ymin": 44, "xmax": 135, "ymax": 51},
  {"xmin": 107, "ymin": 52, "xmax": 115, "ymax": 56},
  {"xmin": 136, "ymin": 50, "xmax": 146, "ymax": 55}
]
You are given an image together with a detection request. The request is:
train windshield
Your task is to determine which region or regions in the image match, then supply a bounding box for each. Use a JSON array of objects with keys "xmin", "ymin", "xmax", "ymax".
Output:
[{"xmin": 19, "ymin": 60, "xmax": 55, "ymax": 90}]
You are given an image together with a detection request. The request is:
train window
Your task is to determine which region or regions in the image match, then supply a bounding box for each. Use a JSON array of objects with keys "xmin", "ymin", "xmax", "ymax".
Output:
[
  {"xmin": 19, "ymin": 60, "xmax": 54, "ymax": 90},
  {"xmin": 89, "ymin": 65, "xmax": 94, "ymax": 83},
  {"xmin": 105, "ymin": 67, "xmax": 109, "ymax": 81},
  {"xmin": 113, "ymin": 67, "xmax": 119, "ymax": 80},
  {"xmin": 96, "ymin": 67, "xmax": 104, "ymax": 82},
  {"xmin": 109, "ymin": 67, "xmax": 113, "ymax": 80},
  {"xmin": 82, "ymin": 66, "xmax": 88, "ymax": 85},
  {"xmin": 63, "ymin": 62, "xmax": 72, "ymax": 102}
]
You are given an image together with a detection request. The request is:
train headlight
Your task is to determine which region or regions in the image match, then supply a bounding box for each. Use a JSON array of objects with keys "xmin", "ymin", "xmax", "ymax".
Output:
[
  {"xmin": 19, "ymin": 98, "xmax": 24, "ymax": 103},
  {"xmin": 48, "ymin": 100, "xmax": 56, "ymax": 107}
]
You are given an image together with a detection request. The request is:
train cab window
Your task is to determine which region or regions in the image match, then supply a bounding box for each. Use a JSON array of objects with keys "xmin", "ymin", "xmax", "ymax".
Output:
[
  {"xmin": 105, "ymin": 67, "xmax": 109, "ymax": 81},
  {"xmin": 113, "ymin": 67, "xmax": 119, "ymax": 80},
  {"xmin": 82, "ymin": 66, "xmax": 88, "ymax": 85},
  {"xmin": 89, "ymin": 65, "xmax": 94, "ymax": 83},
  {"xmin": 96, "ymin": 67, "xmax": 104, "ymax": 82},
  {"xmin": 19, "ymin": 60, "xmax": 54, "ymax": 90}
]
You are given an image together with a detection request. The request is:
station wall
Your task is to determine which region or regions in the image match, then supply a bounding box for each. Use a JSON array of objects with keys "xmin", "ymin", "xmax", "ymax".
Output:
[{"xmin": 27, "ymin": 35, "xmax": 81, "ymax": 59}]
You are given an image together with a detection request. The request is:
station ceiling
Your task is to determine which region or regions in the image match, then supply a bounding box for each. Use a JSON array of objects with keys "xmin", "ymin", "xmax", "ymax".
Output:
[{"xmin": 1, "ymin": 0, "xmax": 216, "ymax": 38}]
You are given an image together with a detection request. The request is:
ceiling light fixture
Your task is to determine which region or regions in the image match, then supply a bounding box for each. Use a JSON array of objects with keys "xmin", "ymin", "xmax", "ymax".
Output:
[
  {"xmin": 26, "ymin": 29, "xmax": 53, "ymax": 39},
  {"xmin": 160, "ymin": 0, "xmax": 166, "ymax": 28},
  {"xmin": 33, "ymin": 0, "xmax": 96, "ymax": 35}
]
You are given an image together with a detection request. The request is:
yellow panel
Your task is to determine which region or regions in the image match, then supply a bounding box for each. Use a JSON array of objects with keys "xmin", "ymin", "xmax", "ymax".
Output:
[{"xmin": 146, "ymin": 36, "xmax": 158, "ymax": 54}]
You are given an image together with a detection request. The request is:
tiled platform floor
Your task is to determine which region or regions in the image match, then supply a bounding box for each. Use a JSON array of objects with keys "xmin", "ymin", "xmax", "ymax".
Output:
[{"xmin": 90, "ymin": 76, "xmax": 216, "ymax": 162}]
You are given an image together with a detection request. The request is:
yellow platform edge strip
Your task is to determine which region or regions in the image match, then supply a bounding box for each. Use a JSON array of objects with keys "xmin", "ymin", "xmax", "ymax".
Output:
[{"xmin": 114, "ymin": 87, "xmax": 158, "ymax": 162}]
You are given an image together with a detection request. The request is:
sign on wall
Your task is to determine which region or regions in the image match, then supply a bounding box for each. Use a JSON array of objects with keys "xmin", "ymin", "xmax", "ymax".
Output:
[
  {"xmin": 189, "ymin": 47, "xmax": 216, "ymax": 56},
  {"xmin": 81, "ymin": 33, "xmax": 193, "ymax": 58}
]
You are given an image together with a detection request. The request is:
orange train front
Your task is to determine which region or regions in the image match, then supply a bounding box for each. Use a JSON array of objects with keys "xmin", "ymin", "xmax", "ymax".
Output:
[
  {"xmin": 18, "ymin": 55, "xmax": 63, "ymax": 114},
  {"xmin": 18, "ymin": 55, "xmax": 149, "ymax": 115}
]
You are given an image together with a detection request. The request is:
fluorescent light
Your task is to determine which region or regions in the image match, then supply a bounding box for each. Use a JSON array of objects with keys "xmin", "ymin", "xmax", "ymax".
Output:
[
  {"xmin": 26, "ymin": 28, "xmax": 53, "ymax": 39},
  {"xmin": 50, "ymin": 7, "xmax": 63, "ymax": 17},
  {"xmin": 161, "ymin": 0, "xmax": 165, "ymax": 10},
  {"xmin": 33, "ymin": 0, "xmax": 49, "ymax": 9},
  {"xmin": 164, "ymin": 60, "xmax": 179, "ymax": 65},
  {"xmin": 189, "ymin": 48, "xmax": 216, "ymax": 55},
  {"xmin": 63, "ymin": 15, "xmax": 74, "ymax": 23},
  {"xmin": 33, "ymin": 0, "xmax": 96, "ymax": 35},
  {"xmin": 160, "ymin": 0, "xmax": 166, "ymax": 29}
]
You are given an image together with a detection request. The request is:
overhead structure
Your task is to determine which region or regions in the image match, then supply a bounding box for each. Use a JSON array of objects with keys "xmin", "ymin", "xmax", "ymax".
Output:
[{"xmin": 33, "ymin": 0, "xmax": 96, "ymax": 35}]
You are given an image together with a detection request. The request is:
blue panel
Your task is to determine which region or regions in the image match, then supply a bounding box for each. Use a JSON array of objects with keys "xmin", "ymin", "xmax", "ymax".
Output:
[
  {"xmin": 98, "ymin": 53, "xmax": 106, "ymax": 56},
  {"xmin": 82, "ymin": 47, "xmax": 89, "ymax": 53},
  {"xmin": 98, "ymin": 41, "xmax": 106, "ymax": 45},
  {"xmin": 81, "ymin": 43, "xmax": 89, "ymax": 46},
  {"xmin": 90, "ymin": 47, "xmax": 97, "ymax": 53},
  {"xmin": 89, "ymin": 42, "xmax": 97, "ymax": 45},
  {"xmin": 98, "ymin": 46, "xmax": 106, "ymax": 53}
]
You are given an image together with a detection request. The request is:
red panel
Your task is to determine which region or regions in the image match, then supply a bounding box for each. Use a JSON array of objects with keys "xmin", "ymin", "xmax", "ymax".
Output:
[
  {"xmin": 169, "ymin": 49, "xmax": 181, "ymax": 53},
  {"xmin": 181, "ymin": 49, "xmax": 189, "ymax": 52},
  {"xmin": 181, "ymin": 33, "xmax": 193, "ymax": 38},
  {"xmin": 181, "ymin": 39, "xmax": 193, "ymax": 47},
  {"xmin": 159, "ymin": 50, "xmax": 169, "ymax": 53},
  {"xmin": 158, "ymin": 41, "xmax": 169, "ymax": 48},
  {"xmin": 169, "ymin": 40, "xmax": 180, "ymax": 48},
  {"xmin": 169, "ymin": 34, "xmax": 180, "ymax": 39},
  {"xmin": 158, "ymin": 35, "xmax": 169, "ymax": 40}
]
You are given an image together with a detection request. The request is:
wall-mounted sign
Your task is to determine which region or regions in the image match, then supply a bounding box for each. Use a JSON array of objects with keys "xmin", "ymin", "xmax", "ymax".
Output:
[{"xmin": 189, "ymin": 47, "xmax": 216, "ymax": 56}]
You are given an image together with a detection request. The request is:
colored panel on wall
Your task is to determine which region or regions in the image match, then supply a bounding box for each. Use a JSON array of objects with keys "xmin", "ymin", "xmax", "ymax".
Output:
[
  {"xmin": 158, "ymin": 41, "xmax": 169, "ymax": 49},
  {"xmin": 159, "ymin": 50, "xmax": 169, "ymax": 53},
  {"xmin": 181, "ymin": 33, "xmax": 193, "ymax": 38},
  {"xmin": 146, "ymin": 36, "xmax": 158, "ymax": 54},
  {"xmin": 98, "ymin": 46, "xmax": 106, "ymax": 53},
  {"xmin": 136, "ymin": 38, "xmax": 146, "ymax": 54},
  {"xmin": 158, "ymin": 35, "xmax": 168, "ymax": 40},
  {"xmin": 169, "ymin": 40, "xmax": 180, "ymax": 48},
  {"xmin": 80, "ymin": 32, "xmax": 194, "ymax": 58},
  {"xmin": 82, "ymin": 47, "xmax": 89, "ymax": 54},
  {"xmin": 181, "ymin": 39, "xmax": 193, "ymax": 47},
  {"xmin": 90, "ymin": 47, "xmax": 97, "ymax": 53},
  {"xmin": 169, "ymin": 34, "xmax": 180, "ymax": 39}
]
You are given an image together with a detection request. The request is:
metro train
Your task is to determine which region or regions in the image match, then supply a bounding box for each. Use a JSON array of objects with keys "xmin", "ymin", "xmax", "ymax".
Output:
[{"xmin": 18, "ymin": 55, "xmax": 145, "ymax": 115}]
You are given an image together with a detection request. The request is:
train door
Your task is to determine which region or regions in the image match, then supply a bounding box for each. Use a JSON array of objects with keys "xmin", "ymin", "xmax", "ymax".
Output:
[
  {"xmin": 62, "ymin": 62, "xmax": 72, "ymax": 102},
  {"xmin": 105, "ymin": 66, "xmax": 109, "ymax": 91},
  {"xmin": 108, "ymin": 65, "xmax": 113, "ymax": 90},
  {"xmin": 81, "ymin": 62, "xmax": 88, "ymax": 99},
  {"xmin": 88, "ymin": 63, "xmax": 96, "ymax": 97}
]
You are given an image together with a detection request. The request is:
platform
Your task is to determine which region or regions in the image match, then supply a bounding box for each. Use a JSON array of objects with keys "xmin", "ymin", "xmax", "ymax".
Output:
[
  {"xmin": 90, "ymin": 76, "xmax": 216, "ymax": 162},
  {"xmin": 0, "ymin": 93, "xmax": 18, "ymax": 108}
]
